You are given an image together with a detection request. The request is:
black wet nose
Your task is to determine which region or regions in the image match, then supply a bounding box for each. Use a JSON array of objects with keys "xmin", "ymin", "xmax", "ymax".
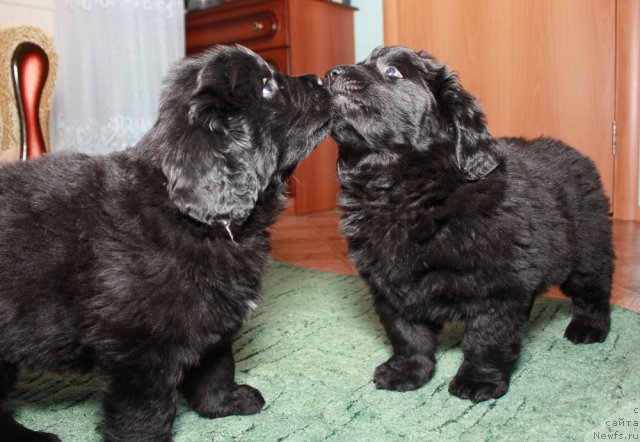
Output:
[{"xmin": 325, "ymin": 67, "xmax": 344, "ymax": 85}]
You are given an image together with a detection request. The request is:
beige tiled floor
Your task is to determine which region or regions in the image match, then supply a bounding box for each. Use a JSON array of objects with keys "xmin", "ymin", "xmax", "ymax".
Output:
[{"xmin": 271, "ymin": 209, "xmax": 640, "ymax": 313}]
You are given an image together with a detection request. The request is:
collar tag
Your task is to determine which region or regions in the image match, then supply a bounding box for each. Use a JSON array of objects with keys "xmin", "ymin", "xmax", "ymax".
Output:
[{"xmin": 219, "ymin": 219, "xmax": 236, "ymax": 244}]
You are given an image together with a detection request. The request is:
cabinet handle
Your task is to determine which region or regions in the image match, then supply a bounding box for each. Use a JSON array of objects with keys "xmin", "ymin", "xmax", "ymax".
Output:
[{"xmin": 252, "ymin": 21, "xmax": 264, "ymax": 31}]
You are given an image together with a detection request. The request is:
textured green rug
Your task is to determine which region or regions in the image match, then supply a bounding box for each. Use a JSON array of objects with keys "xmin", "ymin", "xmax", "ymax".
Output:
[{"xmin": 10, "ymin": 261, "xmax": 640, "ymax": 441}]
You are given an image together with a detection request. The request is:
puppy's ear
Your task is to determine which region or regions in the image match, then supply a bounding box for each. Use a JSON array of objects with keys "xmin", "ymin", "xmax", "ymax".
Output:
[
  {"xmin": 162, "ymin": 131, "xmax": 261, "ymax": 226},
  {"xmin": 423, "ymin": 53, "xmax": 500, "ymax": 181},
  {"xmin": 188, "ymin": 51, "xmax": 262, "ymax": 134}
]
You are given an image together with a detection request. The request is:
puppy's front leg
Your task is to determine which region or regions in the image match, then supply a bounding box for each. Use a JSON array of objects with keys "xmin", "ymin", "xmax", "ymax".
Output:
[
  {"xmin": 181, "ymin": 339, "xmax": 265, "ymax": 418},
  {"xmin": 449, "ymin": 306, "xmax": 527, "ymax": 402},
  {"xmin": 373, "ymin": 297, "xmax": 438, "ymax": 391}
]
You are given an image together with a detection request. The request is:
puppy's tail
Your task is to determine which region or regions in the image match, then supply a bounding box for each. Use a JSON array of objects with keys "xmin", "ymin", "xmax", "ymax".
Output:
[{"xmin": 0, "ymin": 409, "xmax": 62, "ymax": 441}]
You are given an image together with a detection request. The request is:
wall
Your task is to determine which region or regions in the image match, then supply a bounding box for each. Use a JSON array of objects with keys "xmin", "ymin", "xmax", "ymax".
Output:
[
  {"xmin": 352, "ymin": 0, "xmax": 383, "ymax": 63},
  {"xmin": 0, "ymin": 0, "xmax": 54, "ymax": 35}
]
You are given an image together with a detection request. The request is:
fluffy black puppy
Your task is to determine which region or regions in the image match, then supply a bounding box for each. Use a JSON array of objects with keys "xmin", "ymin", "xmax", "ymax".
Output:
[
  {"xmin": 326, "ymin": 46, "xmax": 613, "ymax": 403},
  {"xmin": 0, "ymin": 45, "xmax": 330, "ymax": 441}
]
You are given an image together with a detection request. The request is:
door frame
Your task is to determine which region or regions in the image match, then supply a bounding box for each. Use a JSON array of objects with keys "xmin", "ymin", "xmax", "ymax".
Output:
[{"xmin": 614, "ymin": 0, "xmax": 640, "ymax": 221}]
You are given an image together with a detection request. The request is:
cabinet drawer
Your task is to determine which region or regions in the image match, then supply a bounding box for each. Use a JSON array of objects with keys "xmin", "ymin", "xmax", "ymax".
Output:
[{"xmin": 186, "ymin": 0, "xmax": 288, "ymax": 55}]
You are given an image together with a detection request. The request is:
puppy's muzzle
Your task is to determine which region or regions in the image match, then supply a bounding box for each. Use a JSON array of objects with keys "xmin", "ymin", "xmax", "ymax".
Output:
[
  {"xmin": 325, "ymin": 66, "xmax": 365, "ymax": 93},
  {"xmin": 284, "ymin": 73, "xmax": 326, "ymax": 97},
  {"xmin": 285, "ymin": 73, "xmax": 330, "ymax": 113},
  {"xmin": 300, "ymin": 74, "xmax": 324, "ymax": 87}
]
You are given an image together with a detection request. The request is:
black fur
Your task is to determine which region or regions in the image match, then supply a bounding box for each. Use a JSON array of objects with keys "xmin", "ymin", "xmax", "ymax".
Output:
[
  {"xmin": 326, "ymin": 46, "xmax": 613, "ymax": 402},
  {"xmin": 0, "ymin": 45, "xmax": 331, "ymax": 441}
]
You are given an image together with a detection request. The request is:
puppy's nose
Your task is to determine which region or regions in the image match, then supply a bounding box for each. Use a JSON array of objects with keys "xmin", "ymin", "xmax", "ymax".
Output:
[{"xmin": 325, "ymin": 67, "xmax": 344, "ymax": 85}]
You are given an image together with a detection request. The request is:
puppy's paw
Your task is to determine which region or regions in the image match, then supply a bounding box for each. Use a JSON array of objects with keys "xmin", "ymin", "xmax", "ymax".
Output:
[
  {"xmin": 373, "ymin": 355, "xmax": 434, "ymax": 392},
  {"xmin": 195, "ymin": 384, "xmax": 265, "ymax": 418},
  {"xmin": 226, "ymin": 384, "xmax": 265, "ymax": 416},
  {"xmin": 564, "ymin": 319, "xmax": 609, "ymax": 344},
  {"xmin": 449, "ymin": 363, "xmax": 509, "ymax": 403}
]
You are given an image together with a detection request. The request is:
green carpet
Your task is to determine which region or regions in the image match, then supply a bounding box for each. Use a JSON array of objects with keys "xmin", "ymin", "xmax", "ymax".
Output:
[{"xmin": 10, "ymin": 261, "xmax": 640, "ymax": 441}]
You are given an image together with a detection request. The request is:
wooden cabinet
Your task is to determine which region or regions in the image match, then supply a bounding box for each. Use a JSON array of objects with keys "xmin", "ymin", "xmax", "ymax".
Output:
[{"xmin": 186, "ymin": 0, "xmax": 356, "ymax": 214}]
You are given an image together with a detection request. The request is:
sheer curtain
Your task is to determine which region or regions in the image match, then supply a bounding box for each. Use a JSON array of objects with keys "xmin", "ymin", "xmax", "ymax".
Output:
[{"xmin": 51, "ymin": 0, "xmax": 185, "ymax": 155}]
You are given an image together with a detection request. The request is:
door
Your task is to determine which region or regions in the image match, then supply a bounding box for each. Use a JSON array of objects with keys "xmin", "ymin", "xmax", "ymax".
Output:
[{"xmin": 384, "ymin": 0, "xmax": 615, "ymax": 200}]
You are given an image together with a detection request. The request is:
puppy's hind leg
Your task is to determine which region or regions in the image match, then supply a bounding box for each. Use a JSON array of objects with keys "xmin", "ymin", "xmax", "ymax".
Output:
[
  {"xmin": 372, "ymin": 298, "xmax": 439, "ymax": 392},
  {"xmin": 561, "ymin": 269, "xmax": 612, "ymax": 344},
  {"xmin": 0, "ymin": 361, "xmax": 61, "ymax": 442},
  {"xmin": 180, "ymin": 339, "xmax": 265, "ymax": 418}
]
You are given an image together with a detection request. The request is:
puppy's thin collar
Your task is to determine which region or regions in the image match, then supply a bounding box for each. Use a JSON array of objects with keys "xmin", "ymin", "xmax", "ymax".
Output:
[{"xmin": 219, "ymin": 219, "xmax": 236, "ymax": 244}]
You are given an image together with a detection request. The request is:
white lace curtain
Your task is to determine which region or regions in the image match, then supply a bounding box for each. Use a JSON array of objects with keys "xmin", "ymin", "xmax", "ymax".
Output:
[{"xmin": 51, "ymin": 0, "xmax": 185, "ymax": 155}]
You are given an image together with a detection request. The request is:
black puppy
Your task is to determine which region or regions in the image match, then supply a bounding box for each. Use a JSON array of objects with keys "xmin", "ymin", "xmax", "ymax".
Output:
[
  {"xmin": 0, "ymin": 45, "xmax": 330, "ymax": 441},
  {"xmin": 326, "ymin": 46, "xmax": 613, "ymax": 402}
]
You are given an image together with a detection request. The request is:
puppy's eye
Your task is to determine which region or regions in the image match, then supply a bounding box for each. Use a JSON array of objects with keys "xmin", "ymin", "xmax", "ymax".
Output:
[
  {"xmin": 262, "ymin": 78, "xmax": 274, "ymax": 98},
  {"xmin": 384, "ymin": 66, "xmax": 403, "ymax": 78}
]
